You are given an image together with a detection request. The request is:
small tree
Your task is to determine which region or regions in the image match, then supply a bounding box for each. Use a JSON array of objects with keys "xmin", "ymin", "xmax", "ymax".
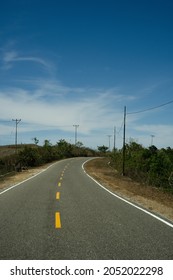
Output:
[
  {"xmin": 43, "ymin": 139, "xmax": 52, "ymax": 147},
  {"xmin": 76, "ymin": 141, "xmax": 84, "ymax": 148},
  {"xmin": 42, "ymin": 139, "xmax": 55, "ymax": 162},
  {"xmin": 32, "ymin": 137, "xmax": 39, "ymax": 145},
  {"xmin": 97, "ymin": 145, "xmax": 109, "ymax": 153},
  {"xmin": 56, "ymin": 139, "xmax": 72, "ymax": 158}
]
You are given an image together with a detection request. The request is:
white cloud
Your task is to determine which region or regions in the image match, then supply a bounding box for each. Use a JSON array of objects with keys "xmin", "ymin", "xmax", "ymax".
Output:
[
  {"xmin": 1, "ymin": 50, "xmax": 53, "ymax": 72},
  {"xmin": 0, "ymin": 75, "xmax": 172, "ymax": 148},
  {"xmin": 3, "ymin": 51, "xmax": 18, "ymax": 62},
  {"xmin": 0, "ymin": 81, "xmax": 124, "ymax": 141},
  {"xmin": 1, "ymin": 75, "xmax": 172, "ymax": 148},
  {"xmin": 1, "ymin": 47, "xmax": 172, "ymax": 148},
  {"xmin": 12, "ymin": 56, "xmax": 52, "ymax": 69},
  {"xmin": 135, "ymin": 124, "xmax": 173, "ymax": 135},
  {"xmin": 128, "ymin": 124, "xmax": 173, "ymax": 148}
]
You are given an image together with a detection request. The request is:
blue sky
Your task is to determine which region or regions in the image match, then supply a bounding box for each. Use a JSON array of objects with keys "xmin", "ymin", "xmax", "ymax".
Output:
[{"xmin": 0, "ymin": 0, "xmax": 173, "ymax": 149}]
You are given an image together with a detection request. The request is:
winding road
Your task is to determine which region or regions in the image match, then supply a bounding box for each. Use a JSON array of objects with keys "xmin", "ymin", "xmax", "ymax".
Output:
[{"xmin": 0, "ymin": 157, "xmax": 173, "ymax": 259}]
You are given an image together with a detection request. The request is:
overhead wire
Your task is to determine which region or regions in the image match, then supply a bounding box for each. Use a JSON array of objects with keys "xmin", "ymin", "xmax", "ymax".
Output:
[
  {"xmin": 117, "ymin": 119, "xmax": 124, "ymax": 135},
  {"xmin": 127, "ymin": 100, "xmax": 173, "ymax": 115}
]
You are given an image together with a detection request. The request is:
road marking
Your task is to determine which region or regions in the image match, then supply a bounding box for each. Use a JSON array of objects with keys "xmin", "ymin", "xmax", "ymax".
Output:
[
  {"xmin": 56, "ymin": 192, "xmax": 60, "ymax": 200},
  {"xmin": 55, "ymin": 212, "xmax": 61, "ymax": 228},
  {"xmin": 82, "ymin": 158, "xmax": 173, "ymax": 229},
  {"xmin": 60, "ymin": 177, "xmax": 63, "ymax": 180},
  {"xmin": 58, "ymin": 182, "xmax": 61, "ymax": 187}
]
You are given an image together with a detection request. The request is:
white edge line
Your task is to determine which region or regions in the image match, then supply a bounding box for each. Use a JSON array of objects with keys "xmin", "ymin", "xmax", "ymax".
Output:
[
  {"xmin": 0, "ymin": 162, "xmax": 57, "ymax": 196},
  {"xmin": 82, "ymin": 158, "xmax": 173, "ymax": 229}
]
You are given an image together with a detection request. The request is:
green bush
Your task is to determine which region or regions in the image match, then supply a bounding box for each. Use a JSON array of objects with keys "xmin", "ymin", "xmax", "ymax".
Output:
[
  {"xmin": 110, "ymin": 141, "xmax": 173, "ymax": 192},
  {"xmin": 18, "ymin": 146, "xmax": 42, "ymax": 167}
]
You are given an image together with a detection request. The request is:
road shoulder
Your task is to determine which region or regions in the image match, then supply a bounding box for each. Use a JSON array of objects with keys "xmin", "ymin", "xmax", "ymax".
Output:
[
  {"xmin": 0, "ymin": 162, "xmax": 53, "ymax": 193},
  {"xmin": 84, "ymin": 157, "xmax": 173, "ymax": 223}
]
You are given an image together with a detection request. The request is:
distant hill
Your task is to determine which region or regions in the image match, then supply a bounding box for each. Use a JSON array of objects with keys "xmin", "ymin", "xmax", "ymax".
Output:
[{"xmin": 0, "ymin": 144, "xmax": 37, "ymax": 158}]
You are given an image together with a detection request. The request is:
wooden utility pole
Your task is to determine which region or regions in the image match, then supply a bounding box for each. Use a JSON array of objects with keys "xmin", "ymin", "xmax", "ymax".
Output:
[
  {"xmin": 113, "ymin": 126, "xmax": 116, "ymax": 152},
  {"xmin": 122, "ymin": 106, "xmax": 126, "ymax": 176}
]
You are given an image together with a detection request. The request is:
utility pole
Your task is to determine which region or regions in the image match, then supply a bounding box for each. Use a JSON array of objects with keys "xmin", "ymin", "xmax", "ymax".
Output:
[
  {"xmin": 122, "ymin": 106, "xmax": 126, "ymax": 176},
  {"xmin": 113, "ymin": 126, "xmax": 116, "ymax": 152},
  {"xmin": 73, "ymin": 124, "xmax": 79, "ymax": 145},
  {"xmin": 12, "ymin": 119, "xmax": 21, "ymax": 153},
  {"xmin": 150, "ymin": 134, "xmax": 155, "ymax": 146},
  {"xmin": 107, "ymin": 135, "xmax": 112, "ymax": 151}
]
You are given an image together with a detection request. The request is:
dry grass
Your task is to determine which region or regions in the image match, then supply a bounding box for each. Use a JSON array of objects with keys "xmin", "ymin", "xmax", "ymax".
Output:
[
  {"xmin": 84, "ymin": 157, "xmax": 173, "ymax": 222},
  {"xmin": 0, "ymin": 144, "xmax": 37, "ymax": 158},
  {"xmin": 0, "ymin": 164, "xmax": 50, "ymax": 190},
  {"xmin": 0, "ymin": 146, "xmax": 16, "ymax": 158}
]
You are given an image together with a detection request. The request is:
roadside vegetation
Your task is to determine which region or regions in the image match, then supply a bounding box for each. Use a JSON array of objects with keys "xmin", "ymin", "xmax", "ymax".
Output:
[
  {"xmin": 109, "ymin": 141, "xmax": 173, "ymax": 194},
  {"xmin": 0, "ymin": 139, "xmax": 98, "ymax": 176},
  {"xmin": 85, "ymin": 156, "xmax": 173, "ymax": 222},
  {"xmin": 1, "ymin": 139, "xmax": 173, "ymax": 195}
]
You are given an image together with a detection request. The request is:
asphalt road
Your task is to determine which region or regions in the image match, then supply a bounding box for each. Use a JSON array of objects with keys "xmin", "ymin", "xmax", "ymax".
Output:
[{"xmin": 0, "ymin": 157, "xmax": 173, "ymax": 260}]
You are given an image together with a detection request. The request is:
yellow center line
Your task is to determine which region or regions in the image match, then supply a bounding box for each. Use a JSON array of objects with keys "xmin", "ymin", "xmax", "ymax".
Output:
[
  {"xmin": 55, "ymin": 212, "xmax": 61, "ymax": 228},
  {"xmin": 60, "ymin": 177, "xmax": 63, "ymax": 180},
  {"xmin": 56, "ymin": 192, "xmax": 60, "ymax": 200},
  {"xmin": 58, "ymin": 182, "xmax": 61, "ymax": 187}
]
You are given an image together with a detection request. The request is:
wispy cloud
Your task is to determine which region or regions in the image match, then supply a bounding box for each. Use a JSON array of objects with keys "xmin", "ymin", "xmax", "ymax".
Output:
[
  {"xmin": 1, "ymin": 50, "xmax": 53, "ymax": 72},
  {"xmin": 0, "ymin": 47, "xmax": 124, "ymax": 146},
  {"xmin": 0, "ymin": 79, "xmax": 172, "ymax": 148},
  {"xmin": 131, "ymin": 124, "xmax": 173, "ymax": 148},
  {"xmin": 3, "ymin": 50, "xmax": 17, "ymax": 62},
  {"xmin": 0, "ymin": 81, "xmax": 124, "ymax": 136},
  {"xmin": 1, "ymin": 73, "xmax": 172, "ymax": 148},
  {"xmin": 135, "ymin": 124, "xmax": 173, "ymax": 136},
  {"xmin": 0, "ymin": 45, "xmax": 172, "ymax": 148}
]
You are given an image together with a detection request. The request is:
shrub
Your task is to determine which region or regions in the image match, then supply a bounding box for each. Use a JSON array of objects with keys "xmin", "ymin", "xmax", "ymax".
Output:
[{"xmin": 110, "ymin": 141, "xmax": 173, "ymax": 192}]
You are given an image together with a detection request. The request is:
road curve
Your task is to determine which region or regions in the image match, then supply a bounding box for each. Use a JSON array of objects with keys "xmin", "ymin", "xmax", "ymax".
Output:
[{"xmin": 0, "ymin": 157, "xmax": 173, "ymax": 260}]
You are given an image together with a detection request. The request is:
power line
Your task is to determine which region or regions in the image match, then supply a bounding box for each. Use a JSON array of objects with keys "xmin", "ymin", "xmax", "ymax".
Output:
[
  {"xmin": 0, "ymin": 120, "xmax": 12, "ymax": 123},
  {"xmin": 127, "ymin": 100, "xmax": 173, "ymax": 115},
  {"xmin": 117, "ymin": 120, "xmax": 124, "ymax": 135}
]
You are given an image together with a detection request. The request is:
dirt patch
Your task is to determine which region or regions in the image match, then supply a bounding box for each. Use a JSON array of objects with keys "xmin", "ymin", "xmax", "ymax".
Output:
[
  {"xmin": 84, "ymin": 157, "xmax": 173, "ymax": 223},
  {"xmin": 0, "ymin": 163, "xmax": 52, "ymax": 191}
]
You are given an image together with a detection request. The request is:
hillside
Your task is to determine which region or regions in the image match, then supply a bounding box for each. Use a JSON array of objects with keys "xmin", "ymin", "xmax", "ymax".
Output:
[{"xmin": 0, "ymin": 144, "xmax": 37, "ymax": 158}]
